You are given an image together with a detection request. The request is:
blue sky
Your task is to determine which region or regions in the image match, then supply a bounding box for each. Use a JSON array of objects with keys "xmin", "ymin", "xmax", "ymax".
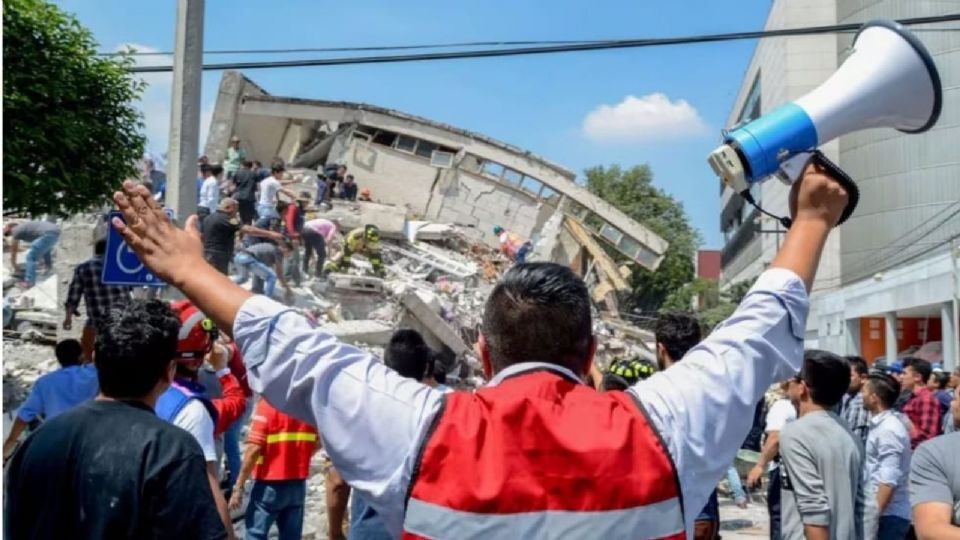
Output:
[{"xmin": 55, "ymin": 0, "xmax": 775, "ymax": 248}]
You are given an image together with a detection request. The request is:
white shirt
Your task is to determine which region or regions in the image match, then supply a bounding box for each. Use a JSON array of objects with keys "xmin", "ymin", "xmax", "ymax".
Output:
[
  {"xmin": 234, "ymin": 267, "xmax": 808, "ymax": 539},
  {"xmin": 765, "ymin": 399, "xmax": 798, "ymax": 471},
  {"xmin": 199, "ymin": 177, "xmax": 219, "ymax": 210},
  {"xmin": 172, "ymin": 399, "xmax": 217, "ymax": 462},
  {"xmin": 258, "ymin": 177, "xmax": 281, "ymax": 207}
]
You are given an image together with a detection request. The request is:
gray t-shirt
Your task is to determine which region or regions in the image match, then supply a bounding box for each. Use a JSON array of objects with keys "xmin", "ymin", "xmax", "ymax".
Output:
[
  {"xmin": 243, "ymin": 242, "xmax": 279, "ymax": 265},
  {"xmin": 780, "ymin": 410, "xmax": 866, "ymax": 540},
  {"xmin": 910, "ymin": 432, "xmax": 960, "ymax": 526},
  {"xmin": 12, "ymin": 221, "xmax": 59, "ymax": 242}
]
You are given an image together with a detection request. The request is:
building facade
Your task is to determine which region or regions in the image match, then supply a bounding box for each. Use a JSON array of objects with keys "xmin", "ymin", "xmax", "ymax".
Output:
[{"xmin": 719, "ymin": 0, "xmax": 959, "ymax": 369}]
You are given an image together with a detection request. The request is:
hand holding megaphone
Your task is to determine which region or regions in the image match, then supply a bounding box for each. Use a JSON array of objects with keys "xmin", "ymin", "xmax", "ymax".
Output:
[
  {"xmin": 790, "ymin": 160, "xmax": 850, "ymax": 230},
  {"xmin": 709, "ymin": 20, "xmax": 942, "ymax": 227}
]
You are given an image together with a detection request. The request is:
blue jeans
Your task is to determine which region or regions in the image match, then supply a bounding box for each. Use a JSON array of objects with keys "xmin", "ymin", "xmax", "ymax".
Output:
[
  {"xmin": 232, "ymin": 253, "xmax": 277, "ymax": 297},
  {"xmin": 768, "ymin": 467, "xmax": 782, "ymax": 540},
  {"xmin": 516, "ymin": 242, "xmax": 532, "ymax": 264},
  {"xmin": 224, "ymin": 397, "xmax": 255, "ymax": 487},
  {"xmin": 878, "ymin": 515, "xmax": 911, "ymax": 540},
  {"xmin": 349, "ymin": 494, "xmax": 392, "ymax": 540},
  {"xmin": 257, "ymin": 204, "xmax": 279, "ymax": 221},
  {"xmin": 24, "ymin": 232, "xmax": 59, "ymax": 283},
  {"xmin": 245, "ymin": 480, "xmax": 306, "ymax": 540}
]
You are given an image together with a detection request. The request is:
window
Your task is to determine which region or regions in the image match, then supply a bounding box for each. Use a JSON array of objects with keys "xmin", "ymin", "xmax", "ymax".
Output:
[
  {"xmin": 481, "ymin": 161, "xmax": 505, "ymax": 180},
  {"xmin": 415, "ymin": 140, "xmax": 437, "ymax": 159},
  {"xmin": 430, "ymin": 151, "xmax": 454, "ymax": 168},
  {"xmin": 540, "ymin": 185, "xmax": 559, "ymax": 204},
  {"xmin": 372, "ymin": 130, "xmax": 398, "ymax": 147},
  {"xmin": 396, "ymin": 135, "xmax": 417, "ymax": 153},
  {"xmin": 600, "ymin": 223, "xmax": 624, "ymax": 245},
  {"xmin": 356, "ymin": 125, "xmax": 378, "ymax": 135},
  {"xmin": 461, "ymin": 154, "xmax": 483, "ymax": 173},
  {"xmin": 520, "ymin": 175, "xmax": 543, "ymax": 195},
  {"xmin": 618, "ymin": 236, "xmax": 643, "ymax": 260},
  {"xmin": 503, "ymin": 168, "xmax": 523, "ymax": 186},
  {"xmin": 584, "ymin": 212, "xmax": 605, "ymax": 232},
  {"xmin": 736, "ymin": 73, "xmax": 762, "ymax": 126}
]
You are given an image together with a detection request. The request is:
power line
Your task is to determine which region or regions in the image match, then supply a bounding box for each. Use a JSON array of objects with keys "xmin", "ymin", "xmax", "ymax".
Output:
[{"xmin": 126, "ymin": 13, "xmax": 960, "ymax": 73}]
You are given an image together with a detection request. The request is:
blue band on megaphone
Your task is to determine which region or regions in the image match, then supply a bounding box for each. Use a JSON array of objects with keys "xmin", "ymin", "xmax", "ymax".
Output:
[{"xmin": 726, "ymin": 102, "xmax": 819, "ymax": 184}]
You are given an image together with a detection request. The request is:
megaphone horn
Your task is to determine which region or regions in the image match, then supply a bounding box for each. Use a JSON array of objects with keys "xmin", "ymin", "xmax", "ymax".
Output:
[{"xmin": 708, "ymin": 19, "xmax": 942, "ymax": 226}]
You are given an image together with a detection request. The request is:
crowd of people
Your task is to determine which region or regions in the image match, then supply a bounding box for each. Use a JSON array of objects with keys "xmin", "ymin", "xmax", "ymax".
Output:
[{"xmin": 3, "ymin": 150, "xmax": 959, "ymax": 540}]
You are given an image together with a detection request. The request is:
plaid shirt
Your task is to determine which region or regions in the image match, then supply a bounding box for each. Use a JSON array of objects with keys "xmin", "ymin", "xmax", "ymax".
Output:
[
  {"xmin": 65, "ymin": 256, "xmax": 132, "ymax": 324},
  {"xmin": 902, "ymin": 386, "xmax": 942, "ymax": 449},
  {"xmin": 841, "ymin": 391, "xmax": 870, "ymax": 443}
]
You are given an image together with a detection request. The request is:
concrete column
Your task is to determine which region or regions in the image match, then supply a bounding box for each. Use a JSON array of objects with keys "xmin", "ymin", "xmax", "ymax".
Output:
[
  {"xmin": 845, "ymin": 319, "xmax": 860, "ymax": 357},
  {"xmin": 165, "ymin": 0, "xmax": 204, "ymax": 221},
  {"xmin": 942, "ymin": 301, "xmax": 957, "ymax": 371},
  {"xmin": 884, "ymin": 311, "xmax": 898, "ymax": 363}
]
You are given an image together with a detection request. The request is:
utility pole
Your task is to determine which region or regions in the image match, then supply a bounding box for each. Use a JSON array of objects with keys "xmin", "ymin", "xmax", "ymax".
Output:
[{"xmin": 165, "ymin": 0, "xmax": 204, "ymax": 221}]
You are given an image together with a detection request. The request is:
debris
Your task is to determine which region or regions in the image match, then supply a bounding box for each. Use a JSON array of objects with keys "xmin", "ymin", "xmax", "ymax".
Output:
[
  {"xmin": 382, "ymin": 242, "xmax": 477, "ymax": 280},
  {"xmin": 399, "ymin": 290, "xmax": 470, "ymax": 356},
  {"xmin": 327, "ymin": 273, "xmax": 385, "ymax": 294},
  {"xmin": 326, "ymin": 320, "xmax": 393, "ymax": 346}
]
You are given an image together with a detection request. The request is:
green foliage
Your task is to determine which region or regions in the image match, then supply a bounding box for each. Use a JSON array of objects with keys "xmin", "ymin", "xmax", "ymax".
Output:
[
  {"xmin": 3, "ymin": 0, "xmax": 145, "ymax": 217},
  {"xmin": 584, "ymin": 164, "xmax": 702, "ymax": 313}
]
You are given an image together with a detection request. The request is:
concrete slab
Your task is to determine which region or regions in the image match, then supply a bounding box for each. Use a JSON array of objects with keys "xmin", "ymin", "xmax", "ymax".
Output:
[
  {"xmin": 328, "ymin": 273, "xmax": 385, "ymax": 294},
  {"xmin": 325, "ymin": 320, "xmax": 393, "ymax": 346},
  {"xmin": 400, "ymin": 290, "xmax": 469, "ymax": 355}
]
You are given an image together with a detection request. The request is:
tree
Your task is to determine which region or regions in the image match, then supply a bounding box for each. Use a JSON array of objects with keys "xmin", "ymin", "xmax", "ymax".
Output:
[
  {"xmin": 4, "ymin": 0, "xmax": 145, "ymax": 217},
  {"xmin": 584, "ymin": 164, "xmax": 701, "ymax": 313}
]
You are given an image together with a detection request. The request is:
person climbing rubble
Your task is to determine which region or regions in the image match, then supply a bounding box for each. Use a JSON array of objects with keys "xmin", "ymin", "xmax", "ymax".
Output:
[
  {"xmin": 110, "ymin": 159, "xmax": 847, "ymax": 539},
  {"xmin": 323, "ymin": 224, "xmax": 385, "ymax": 277},
  {"xmin": 4, "ymin": 219, "xmax": 61, "ymax": 288},
  {"xmin": 301, "ymin": 218, "xmax": 339, "ymax": 278},
  {"xmin": 492, "ymin": 225, "xmax": 532, "ymax": 264},
  {"xmin": 157, "ymin": 300, "xmax": 247, "ymax": 540}
]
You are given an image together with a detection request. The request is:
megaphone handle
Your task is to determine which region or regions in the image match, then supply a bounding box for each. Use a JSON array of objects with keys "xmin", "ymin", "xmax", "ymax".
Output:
[{"xmin": 809, "ymin": 150, "xmax": 859, "ymax": 226}]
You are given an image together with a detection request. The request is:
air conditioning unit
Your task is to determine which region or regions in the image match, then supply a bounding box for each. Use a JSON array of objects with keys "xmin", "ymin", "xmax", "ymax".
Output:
[{"xmin": 431, "ymin": 150, "xmax": 454, "ymax": 169}]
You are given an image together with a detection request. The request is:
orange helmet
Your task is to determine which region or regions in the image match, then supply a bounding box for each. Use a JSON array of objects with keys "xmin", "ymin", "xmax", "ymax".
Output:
[{"xmin": 171, "ymin": 300, "xmax": 216, "ymax": 359}]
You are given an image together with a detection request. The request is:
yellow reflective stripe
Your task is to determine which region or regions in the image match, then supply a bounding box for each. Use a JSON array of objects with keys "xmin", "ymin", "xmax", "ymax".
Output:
[{"xmin": 266, "ymin": 432, "xmax": 318, "ymax": 444}]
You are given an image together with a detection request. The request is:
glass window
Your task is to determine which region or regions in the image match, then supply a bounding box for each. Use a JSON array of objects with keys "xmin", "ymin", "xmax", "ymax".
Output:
[
  {"xmin": 584, "ymin": 212, "xmax": 604, "ymax": 232},
  {"xmin": 520, "ymin": 175, "xmax": 543, "ymax": 195},
  {"xmin": 636, "ymin": 246, "xmax": 661, "ymax": 269},
  {"xmin": 736, "ymin": 73, "xmax": 762, "ymax": 125},
  {"xmin": 618, "ymin": 236, "xmax": 643, "ymax": 260},
  {"xmin": 415, "ymin": 140, "xmax": 437, "ymax": 159},
  {"xmin": 396, "ymin": 135, "xmax": 417, "ymax": 153},
  {"xmin": 600, "ymin": 223, "xmax": 624, "ymax": 245},
  {"xmin": 540, "ymin": 185, "xmax": 559, "ymax": 204},
  {"xmin": 356, "ymin": 125, "xmax": 378, "ymax": 135},
  {"xmin": 481, "ymin": 161, "xmax": 505, "ymax": 180},
  {"xmin": 503, "ymin": 168, "xmax": 523, "ymax": 186},
  {"xmin": 372, "ymin": 130, "xmax": 398, "ymax": 147}
]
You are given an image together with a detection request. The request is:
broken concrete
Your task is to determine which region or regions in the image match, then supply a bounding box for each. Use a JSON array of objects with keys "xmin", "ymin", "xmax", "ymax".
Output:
[
  {"xmin": 399, "ymin": 290, "xmax": 470, "ymax": 356},
  {"xmin": 326, "ymin": 320, "xmax": 393, "ymax": 346}
]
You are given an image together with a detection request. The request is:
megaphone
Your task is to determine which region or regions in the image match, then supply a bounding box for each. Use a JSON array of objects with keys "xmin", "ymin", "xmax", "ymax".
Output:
[{"xmin": 708, "ymin": 19, "xmax": 942, "ymax": 225}]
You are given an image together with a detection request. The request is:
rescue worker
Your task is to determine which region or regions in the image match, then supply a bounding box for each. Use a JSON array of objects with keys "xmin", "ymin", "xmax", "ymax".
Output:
[
  {"xmin": 323, "ymin": 224, "xmax": 385, "ymax": 277},
  {"xmin": 111, "ymin": 159, "xmax": 849, "ymax": 540},
  {"xmin": 156, "ymin": 300, "xmax": 248, "ymax": 539},
  {"xmin": 601, "ymin": 357, "xmax": 657, "ymax": 392},
  {"xmin": 493, "ymin": 224, "xmax": 533, "ymax": 264}
]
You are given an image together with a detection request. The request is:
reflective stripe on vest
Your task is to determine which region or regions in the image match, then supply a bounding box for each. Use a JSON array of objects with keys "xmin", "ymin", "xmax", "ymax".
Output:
[
  {"xmin": 402, "ymin": 370, "xmax": 685, "ymax": 540},
  {"xmin": 404, "ymin": 496, "xmax": 684, "ymax": 540},
  {"xmin": 266, "ymin": 432, "xmax": 318, "ymax": 444}
]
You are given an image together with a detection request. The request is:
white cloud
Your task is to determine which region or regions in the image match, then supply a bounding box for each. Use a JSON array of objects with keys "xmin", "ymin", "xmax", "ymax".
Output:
[
  {"xmin": 582, "ymin": 93, "xmax": 707, "ymax": 142},
  {"xmin": 117, "ymin": 43, "xmax": 214, "ymax": 167}
]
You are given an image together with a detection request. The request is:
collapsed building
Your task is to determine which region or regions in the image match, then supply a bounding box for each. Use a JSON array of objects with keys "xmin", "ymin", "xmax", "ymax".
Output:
[{"xmin": 205, "ymin": 71, "xmax": 668, "ymax": 313}]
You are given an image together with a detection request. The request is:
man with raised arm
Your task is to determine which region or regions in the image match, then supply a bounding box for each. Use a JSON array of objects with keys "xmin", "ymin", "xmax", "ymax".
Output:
[{"xmin": 110, "ymin": 160, "xmax": 848, "ymax": 540}]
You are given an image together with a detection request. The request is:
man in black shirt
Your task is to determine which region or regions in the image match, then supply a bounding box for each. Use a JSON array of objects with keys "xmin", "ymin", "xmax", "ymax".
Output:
[
  {"xmin": 203, "ymin": 198, "xmax": 283, "ymax": 275},
  {"xmin": 231, "ymin": 160, "xmax": 259, "ymax": 225},
  {"xmin": 4, "ymin": 299, "xmax": 232, "ymax": 540}
]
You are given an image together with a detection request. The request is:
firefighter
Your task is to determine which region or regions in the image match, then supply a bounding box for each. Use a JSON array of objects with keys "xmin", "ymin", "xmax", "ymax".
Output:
[{"xmin": 323, "ymin": 224, "xmax": 385, "ymax": 277}]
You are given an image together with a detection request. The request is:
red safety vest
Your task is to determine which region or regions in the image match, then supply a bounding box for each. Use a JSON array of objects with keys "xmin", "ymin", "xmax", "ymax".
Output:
[{"xmin": 402, "ymin": 368, "xmax": 686, "ymax": 540}]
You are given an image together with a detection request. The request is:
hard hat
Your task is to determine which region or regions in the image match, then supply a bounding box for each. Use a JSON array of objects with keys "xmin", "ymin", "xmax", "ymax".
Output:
[
  {"xmin": 493, "ymin": 225, "xmax": 504, "ymax": 235},
  {"xmin": 171, "ymin": 300, "xmax": 216, "ymax": 359},
  {"xmin": 365, "ymin": 224, "xmax": 381, "ymax": 242}
]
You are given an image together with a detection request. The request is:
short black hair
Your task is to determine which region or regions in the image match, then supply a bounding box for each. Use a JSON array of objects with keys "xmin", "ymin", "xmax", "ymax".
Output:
[
  {"xmin": 252, "ymin": 160, "xmax": 262, "ymax": 167},
  {"xmin": 482, "ymin": 263, "xmax": 592, "ymax": 373},
  {"xmin": 271, "ymin": 164, "xmax": 285, "ymax": 174},
  {"xmin": 655, "ymin": 311, "xmax": 702, "ymax": 362},
  {"xmin": 384, "ymin": 329, "xmax": 431, "ymax": 381},
  {"xmin": 200, "ymin": 164, "xmax": 212, "ymax": 175},
  {"xmin": 210, "ymin": 164, "xmax": 224, "ymax": 177},
  {"xmin": 55, "ymin": 339, "xmax": 83, "ymax": 367},
  {"xmin": 242, "ymin": 160, "xmax": 253, "ymax": 168},
  {"xmin": 866, "ymin": 373, "xmax": 901, "ymax": 409},
  {"xmin": 902, "ymin": 357, "xmax": 932, "ymax": 384},
  {"xmin": 800, "ymin": 350, "xmax": 850, "ymax": 408},
  {"xmin": 846, "ymin": 355, "xmax": 868, "ymax": 377},
  {"xmin": 94, "ymin": 238, "xmax": 107, "ymax": 256},
  {"xmin": 932, "ymin": 371, "xmax": 949, "ymax": 390},
  {"xmin": 95, "ymin": 299, "xmax": 180, "ymax": 399},
  {"xmin": 430, "ymin": 352, "xmax": 447, "ymax": 385}
]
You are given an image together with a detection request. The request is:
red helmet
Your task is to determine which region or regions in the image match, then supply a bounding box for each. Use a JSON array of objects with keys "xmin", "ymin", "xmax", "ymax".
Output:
[{"xmin": 171, "ymin": 300, "xmax": 216, "ymax": 359}]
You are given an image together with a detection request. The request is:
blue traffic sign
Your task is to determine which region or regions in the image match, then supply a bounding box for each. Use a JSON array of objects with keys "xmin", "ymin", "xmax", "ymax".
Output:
[{"xmin": 101, "ymin": 210, "xmax": 167, "ymax": 287}]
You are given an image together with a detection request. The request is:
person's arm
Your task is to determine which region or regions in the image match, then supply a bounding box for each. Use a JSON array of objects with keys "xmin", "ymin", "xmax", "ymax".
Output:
[
  {"xmin": 63, "ymin": 265, "xmax": 85, "ymax": 330},
  {"xmin": 228, "ymin": 442, "xmax": 263, "ymax": 510},
  {"xmin": 802, "ymin": 525, "xmax": 830, "ymax": 540},
  {"xmin": 627, "ymin": 163, "xmax": 847, "ymax": 520},
  {"xmin": 209, "ymin": 343, "xmax": 247, "ymax": 435},
  {"xmin": 726, "ymin": 465, "xmax": 748, "ymax": 506},
  {"xmin": 207, "ymin": 462, "xmax": 236, "ymax": 540},
  {"xmin": 326, "ymin": 465, "xmax": 351, "ymax": 540},
  {"xmin": 780, "ymin": 429, "xmax": 834, "ymax": 534},
  {"xmin": 283, "ymin": 205, "xmax": 297, "ymax": 238},
  {"xmin": 874, "ymin": 425, "xmax": 906, "ymax": 514},
  {"xmin": 914, "ymin": 503, "xmax": 960, "ymax": 540},
  {"xmin": 747, "ymin": 431, "xmax": 781, "ymax": 488},
  {"xmin": 9, "ymin": 239, "xmax": 19, "ymax": 267},
  {"xmin": 910, "ymin": 436, "xmax": 960, "ymax": 539},
  {"xmin": 239, "ymin": 225, "xmax": 283, "ymax": 242},
  {"xmin": 2, "ymin": 418, "xmax": 29, "ymax": 461}
]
